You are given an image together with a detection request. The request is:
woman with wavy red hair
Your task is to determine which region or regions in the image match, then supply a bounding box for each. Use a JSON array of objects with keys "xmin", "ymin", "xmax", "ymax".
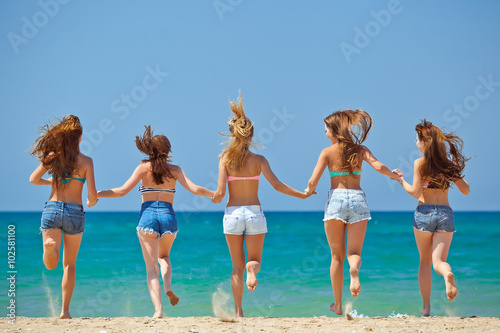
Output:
[
  {"xmin": 97, "ymin": 125, "xmax": 213, "ymax": 318},
  {"xmin": 305, "ymin": 109, "xmax": 398, "ymax": 315},
  {"xmin": 29, "ymin": 115, "xmax": 98, "ymax": 319},
  {"xmin": 393, "ymin": 119, "xmax": 470, "ymax": 316},
  {"xmin": 212, "ymin": 91, "xmax": 313, "ymax": 317}
]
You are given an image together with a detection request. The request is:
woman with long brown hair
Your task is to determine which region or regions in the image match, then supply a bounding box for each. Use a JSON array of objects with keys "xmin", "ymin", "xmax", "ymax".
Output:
[
  {"xmin": 29, "ymin": 115, "xmax": 98, "ymax": 319},
  {"xmin": 212, "ymin": 91, "xmax": 313, "ymax": 317},
  {"xmin": 392, "ymin": 119, "xmax": 470, "ymax": 316},
  {"xmin": 304, "ymin": 109, "xmax": 398, "ymax": 315},
  {"xmin": 97, "ymin": 125, "xmax": 214, "ymax": 318}
]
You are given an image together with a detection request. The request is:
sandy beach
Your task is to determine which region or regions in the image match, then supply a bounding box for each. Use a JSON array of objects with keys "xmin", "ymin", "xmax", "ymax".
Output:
[{"xmin": 1, "ymin": 316, "xmax": 499, "ymax": 333}]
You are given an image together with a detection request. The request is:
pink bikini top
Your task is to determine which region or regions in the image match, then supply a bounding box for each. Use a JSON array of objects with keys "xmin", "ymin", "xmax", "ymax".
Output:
[{"xmin": 227, "ymin": 175, "xmax": 260, "ymax": 182}]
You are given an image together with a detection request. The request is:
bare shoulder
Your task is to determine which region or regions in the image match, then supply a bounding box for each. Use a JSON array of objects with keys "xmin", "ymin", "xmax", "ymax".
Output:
[
  {"xmin": 78, "ymin": 153, "xmax": 93, "ymax": 167},
  {"xmin": 169, "ymin": 164, "xmax": 181, "ymax": 176},
  {"xmin": 252, "ymin": 153, "xmax": 268, "ymax": 165},
  {"xmin": 414, "ymin": 157, "xmax": 424, "ymax": 166}
]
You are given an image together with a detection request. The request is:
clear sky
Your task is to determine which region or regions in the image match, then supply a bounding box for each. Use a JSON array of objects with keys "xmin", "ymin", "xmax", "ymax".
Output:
[{"xmin": 1, "ymin": 1, "xmax": 499, "ymax": 212}]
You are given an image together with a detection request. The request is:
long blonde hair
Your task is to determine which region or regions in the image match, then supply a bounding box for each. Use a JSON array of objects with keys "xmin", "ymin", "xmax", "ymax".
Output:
[
  {"xmin": 219, "ymin": 91, "xmax": 255, "ymax": 171},
  {"xmin": 324, "ymin": 109, "xmax": 372, "ymax": 172},
  {"xmin": 30, "ymin": 115, "xmax": 83, "ymax": 189}
]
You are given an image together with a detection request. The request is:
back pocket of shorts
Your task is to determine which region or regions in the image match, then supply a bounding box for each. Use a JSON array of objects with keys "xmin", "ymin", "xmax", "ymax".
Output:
[
  {"xmin": 250, "ymin": 214, "xmax": 266, "ymax": 232},
  {"xmin": 223, "ymin": 215, "xmax": 240, "ymax": 232}
]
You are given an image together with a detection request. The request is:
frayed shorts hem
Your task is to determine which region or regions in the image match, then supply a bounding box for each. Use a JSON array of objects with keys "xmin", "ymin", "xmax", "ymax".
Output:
[
  {"xmin": 40, "ymin": 227, "xmax": 85, "ymax": 235},
  {"xmin": 323, "ymin": 216, "xmax": 372, "ymax": 224},
  {"xmin": 413, "ymin": 226, "xmax": 455, "ymax": 234},
  {"xmin": 137, "ymin": 227, "xmax": 178, "ymax": 238}
]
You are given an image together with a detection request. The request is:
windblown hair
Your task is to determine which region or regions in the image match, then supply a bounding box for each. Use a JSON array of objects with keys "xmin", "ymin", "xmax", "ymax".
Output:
[
  {"xmin": 30, "ymin": 115, "xmax": 83, "ymax": 189},
  {"xmin": 416, "ymin": 119, "xmax": 467, "ymax": 190},
  {"xmin": 135, "ymin": 125, "xmax": 174, "ymax": 184},
  {"xmin": 324, "ymin": 109, "xmax": 372, "ymax": 173},
  {"xmin": 219, "ymin": 91, "xmax": 255, "ymax": 171}
]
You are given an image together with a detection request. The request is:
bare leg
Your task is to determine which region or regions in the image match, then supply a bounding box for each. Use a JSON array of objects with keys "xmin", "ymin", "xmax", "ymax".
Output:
[
  {"xmin": 225, "ymin": 234, "xmax": 245, "ymax": 317},
  {"xmin": 42, "ymin": 230, "xmax": 62, "ymax": 270},
  {"xmin": 138, "ymin": 232, "xmax": 162, "ymax": 318},
  {"xmin": 346, "ymin": 220, "xmax": 368, "ymax": 298},
  {"xmin": 432, "ymin": 231, "xmax": 457, "ymax": 301},
  {"xmin": 158, "ymin": 233, "xmax": 179, "ymax": 306},
  {"xmin": 414, "ymin": 228, "xmax": 433, "ymax": 316},
  {"xmin": 60, "ymin": 233, "xmax": 82, "ymax": 319},
  {"xmin": 324, "ymin": 219, "xmax": 346, "ymax": 315},
  {"xmin": 244, "ymin": 234, "xmax": 265, "ymax": 291}
]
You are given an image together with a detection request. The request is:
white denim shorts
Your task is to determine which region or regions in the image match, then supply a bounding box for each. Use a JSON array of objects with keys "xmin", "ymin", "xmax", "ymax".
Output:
[
  {"xmin": 223, "ymin": 205, "xmax": 267, "ymax": 235},
  {"xmin": 324, "ymin": 189, "xmax": 371, "ymax": 223}
]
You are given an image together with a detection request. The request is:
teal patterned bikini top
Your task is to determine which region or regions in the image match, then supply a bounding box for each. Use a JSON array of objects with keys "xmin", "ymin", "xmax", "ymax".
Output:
[
  {"xmin": 329, "ymin": 170, "xmax": 361, "ymax": 178},
  {"xmin": 52, "ymin": 173, "xmax": 86, "ymax": 184}
]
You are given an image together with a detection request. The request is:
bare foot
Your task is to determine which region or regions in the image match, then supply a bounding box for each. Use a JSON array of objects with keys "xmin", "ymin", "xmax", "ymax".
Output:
[
  {"xmin": 59, "ymin": 311, "xmax": 71, "ymax": 319},
  {"xmin": 330, "ymin": 302, "xmax": 343, "ymax": 315},
  {"xmin": 235, "ymin": 309, "xmax": 244, "ymax": 317},
  {"xmin": 246, "ymin": 263, "xmax": 257, "ymax": 291},
  {"xmin": 166, "ymin": 291, "xmax": 179, "ymax": 306},
  {"xmin": 349, "ymin": 267, "xmax": 361, "ymax": 297},
  {"xmin": 420, "ymin": 306, "xmax": 430, "ymax": 317},
  {"xmin": 445, "ymin": 272, "xmax": 458, "ymax": 301},
  {"xmin": 153, "ymin": 310, "xmax": 163, "ymax": 318}
]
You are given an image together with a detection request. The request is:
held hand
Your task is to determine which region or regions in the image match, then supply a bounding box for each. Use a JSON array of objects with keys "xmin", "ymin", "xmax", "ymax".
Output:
[
  {"xmin": 87, "ymin": 197, "xmax": 99, "ymax": 208},
  {"xmin": 391, "ymin": 169, "xmax": 403, "ymax": 179}
]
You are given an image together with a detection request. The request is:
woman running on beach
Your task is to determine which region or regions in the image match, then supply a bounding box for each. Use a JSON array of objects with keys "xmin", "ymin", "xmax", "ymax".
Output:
[
  {"xmin": 392, "ymin": 119, "xmax": 470, "ymax": 316},
  {"xmin": 97, "ymin": 125, "xmax": 214, "ymax": 318},
  {"xmin": 212, "ymin": 91, "xmax": 313, "ymax": 317},
  {"xmin": 304, "ymin": 109, "xmax": 398, "ymax": 315},
  {"xmin": 29, "ymin": 115, "xmax": 98, "ymax": 319}
]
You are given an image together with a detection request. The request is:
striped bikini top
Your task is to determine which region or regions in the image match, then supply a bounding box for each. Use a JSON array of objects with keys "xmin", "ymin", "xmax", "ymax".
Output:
[{"xmin": 138, "ymin": 185, "xmax": 176, "ymax": 194}]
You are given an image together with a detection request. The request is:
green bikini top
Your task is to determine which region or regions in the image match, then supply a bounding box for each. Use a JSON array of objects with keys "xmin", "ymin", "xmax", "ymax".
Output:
[
  {"xmin": 329, "ymin": 170, "xmax": 361, "ymax": 178},
  {"xmin": 52, "ymin": 173, "xmax": 86, "ymax": 184}
]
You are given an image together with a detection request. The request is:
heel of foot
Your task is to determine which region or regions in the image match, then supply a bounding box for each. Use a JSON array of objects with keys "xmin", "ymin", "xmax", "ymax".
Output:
[{"xmin": 166, "ymin": 291, "xmax": 179, "ymax": 306}]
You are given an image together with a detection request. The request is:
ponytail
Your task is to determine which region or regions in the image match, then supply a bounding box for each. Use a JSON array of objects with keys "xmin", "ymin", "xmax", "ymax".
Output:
[{"xmin": 136, "ymin": 125, "xmax": 174, "ymax": 184}]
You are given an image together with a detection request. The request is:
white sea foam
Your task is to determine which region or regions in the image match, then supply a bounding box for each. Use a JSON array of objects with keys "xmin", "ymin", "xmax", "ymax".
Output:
[{"xmin": 388, "ymin": 311, "xmax": 409, "ymax": 318}]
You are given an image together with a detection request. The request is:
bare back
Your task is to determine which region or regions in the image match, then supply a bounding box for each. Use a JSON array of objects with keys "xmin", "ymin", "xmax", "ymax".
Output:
[
  {"xmin": 140, "ymin": 162, "xmax": 178, "ymax": 204},
  {"xmin": 226, "ymin": 152, "xmax": 262, "ymax": 207},
  {"xmin": 48, "ymin": 154, "xmax": 91, "ymax": 205},
  {"xmin": 324, "ymin": 144, "xmax": 363, "ymax": 190}
]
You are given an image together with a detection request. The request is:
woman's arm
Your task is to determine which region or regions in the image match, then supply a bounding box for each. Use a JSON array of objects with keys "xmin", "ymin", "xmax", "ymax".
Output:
[
  {"xmin": 175, "ymin": 167, "xmax": 214, "ymax": 198},
  {"xmin": 305, "ymin": 148, "xmax": 328, "ymax": 195},
  {"xmin": 362, "ymin": 146, "xmax": 399, "ymax": 180},
  {"xmin": 97, "ymin": 164, "xmax": 147, "ymax": 198},
  {"xmin": 212, "ymin": 159, "xmax": 227, "ymax": 203},
  {"xmin": 84, "ymin": 156, "xmax": 99, "ymax": 207},
  {"xmin": 260, "ymin": 155, "xmax": 313, "ymax": 199},
  {"xmin": 29, "ymin": 163, "xmax": 52, "ymax": 185},
  {"xmin": 454, "ymin": 177, "xmax": 470, "ymax": 195},
  {"xmin": 393, "ymin": 158, "xmax": 425, "ymax": 199}
]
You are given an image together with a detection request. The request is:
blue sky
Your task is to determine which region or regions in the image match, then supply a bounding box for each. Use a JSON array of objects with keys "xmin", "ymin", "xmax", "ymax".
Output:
[{"xmin": 1, "ymin": 1, "xmax": 499, "ymax": 212}]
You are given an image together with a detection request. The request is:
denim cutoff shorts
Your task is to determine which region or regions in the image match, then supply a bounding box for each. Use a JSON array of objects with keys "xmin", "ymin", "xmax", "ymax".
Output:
[
  {"xmin": 137, "ymin": 201, "xmax": 178, "ymax": 238},
  {"xmin": 323, "ymin": 189, "xmax": 371, "ymax": 223},
  {"xmin": 40, "ymin": 201, "xmax": 85, "ymax": 235},
  {"xmin": 413, "ymin": 204, "xmax": 455, "ymax": 233},
  {"xmin": 223, "ymin": 205, "xmax": 267, "ymax": 235}
]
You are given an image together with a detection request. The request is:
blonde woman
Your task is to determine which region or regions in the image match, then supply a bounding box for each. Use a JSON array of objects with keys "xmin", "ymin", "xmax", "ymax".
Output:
[
  {"xmin": 212, "ymin": 92, "xmax": 313, "ymax": 317},
  {"xmin": 29, "ymin": 115, "xmax": 98, "ymax": 319},
  {"xmin": 393, "ymin": 119, "xmax": 470, "ymax": 316},
  {"xmin": 97, "ymin": 125, "xmax": 214, "ymax": 318},
  {"xmin": 305, "ymin": 110, "xmax": 399, "ymax": 315}
]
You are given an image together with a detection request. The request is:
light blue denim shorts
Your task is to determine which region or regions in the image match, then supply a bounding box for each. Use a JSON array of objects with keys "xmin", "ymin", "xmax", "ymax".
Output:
[
  {"xmin": 323, "ymin": 189, "xmax": 371, "ymax": 223},
  {"xmin": 223, "ymin": 205, "xmax": 267, "ymax": 235},
  {"xmin": 40, "ymin": 201, "xmax": 85, "ymax": 235},
  {"xmin": 413, "ymin": 204, "xmax": 455, "ymax": 233},
  {"xmin": 137, "ymin": 201, "xmax": 178, "ymax": 238}
]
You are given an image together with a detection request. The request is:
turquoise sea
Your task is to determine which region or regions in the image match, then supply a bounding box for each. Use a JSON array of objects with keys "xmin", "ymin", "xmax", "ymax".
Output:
[{"xmin": 1, "ymin": 211, "xmax": 499, "ymax": 318}]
